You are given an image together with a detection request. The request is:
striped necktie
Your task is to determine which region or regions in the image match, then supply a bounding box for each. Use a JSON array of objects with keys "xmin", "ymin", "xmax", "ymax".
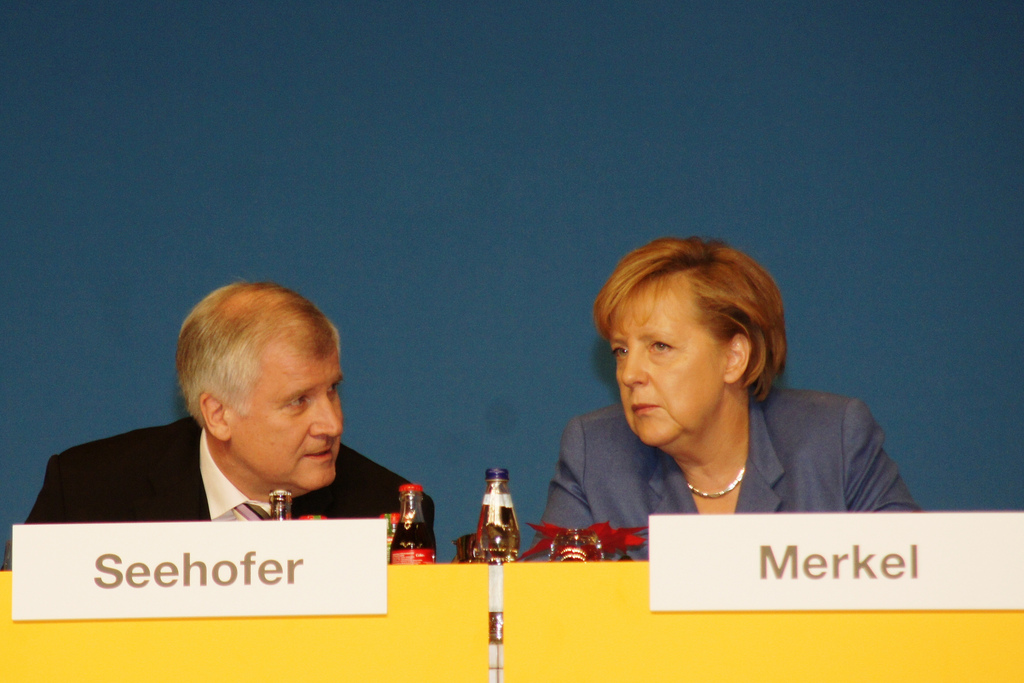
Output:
[{"xmin": 235, "ymin": 502, "xmax": 270, "ymax": 520}]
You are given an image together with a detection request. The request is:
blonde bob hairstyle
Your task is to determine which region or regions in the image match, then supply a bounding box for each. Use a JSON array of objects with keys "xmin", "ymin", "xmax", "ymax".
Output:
[
  {"xmin": 176, "ymin": 282, "xmax": 340, "ymax": 426},
  {"xmin": 594, "ymin": 237, "xmax": 786, "ymax": 401}
]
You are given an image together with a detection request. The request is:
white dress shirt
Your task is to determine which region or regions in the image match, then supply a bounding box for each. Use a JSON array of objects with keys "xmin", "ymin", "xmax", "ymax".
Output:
[{"xmin": 199, "ymin": 430, "xmax": 270, "ymax": 520}]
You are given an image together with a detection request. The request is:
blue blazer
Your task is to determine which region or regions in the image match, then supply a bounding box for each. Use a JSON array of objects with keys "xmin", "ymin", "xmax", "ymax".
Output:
[{"xmin": 540, "ymin": 389, "xmax": 919, "ymax": 557}]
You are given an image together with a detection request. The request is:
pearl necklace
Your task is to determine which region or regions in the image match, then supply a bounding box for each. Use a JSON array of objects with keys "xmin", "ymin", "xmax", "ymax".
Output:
[{"xmin": 687, "ymin": 467, "xmax": 745, "ymax": 499}]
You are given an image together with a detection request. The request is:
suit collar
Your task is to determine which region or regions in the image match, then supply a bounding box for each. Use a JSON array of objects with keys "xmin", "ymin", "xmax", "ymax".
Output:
[
  {"xmin": 648, "ymin": 451, "xmax": 697, "ymax": 513},
  {"xmin": 133, "ymin": 418, "xmax": 211, "ymax": 521},
  {"xmin": 736, "ymin": 397, "xmax": 783, "ymax": 512}
]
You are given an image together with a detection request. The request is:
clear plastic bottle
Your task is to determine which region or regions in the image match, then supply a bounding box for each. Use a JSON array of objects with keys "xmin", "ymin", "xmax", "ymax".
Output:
[
  {"xmin": 475, "ymin": 468, "xmax": 520, "ymax": 564},
  {"xmin": 390, "ymin": 484, "xmax": 435, "ymax": 564},
  {"xmin": 476, "ymin": 468, "xmax": 518, "ymax": 653}
]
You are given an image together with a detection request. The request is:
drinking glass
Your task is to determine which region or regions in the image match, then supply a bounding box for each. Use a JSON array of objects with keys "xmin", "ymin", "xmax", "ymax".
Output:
[
  {"xmin": 549, "ymin": 528, "xmax": 602, "ymax": 562},
  {"xmin": 452, "ymin": 534, "xmax": 483, "ymax": 563}
]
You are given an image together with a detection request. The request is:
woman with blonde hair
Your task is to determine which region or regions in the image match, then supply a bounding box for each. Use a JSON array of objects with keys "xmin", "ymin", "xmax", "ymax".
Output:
[{"xmin": 540, "ymin": 237, "xmax": 917, "ymax": 555}]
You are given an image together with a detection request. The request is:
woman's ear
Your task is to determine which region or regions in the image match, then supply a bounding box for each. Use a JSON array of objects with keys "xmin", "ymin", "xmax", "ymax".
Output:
[{"xmin": 724, "ymin": 333, "xmax": 751, "ymax": 385}]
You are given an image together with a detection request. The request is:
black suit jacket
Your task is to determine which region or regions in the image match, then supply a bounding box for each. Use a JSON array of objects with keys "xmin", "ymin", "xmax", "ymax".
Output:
[{"xmin": 26, "ymin": 418, "xmax": 434, "ymax": 528}]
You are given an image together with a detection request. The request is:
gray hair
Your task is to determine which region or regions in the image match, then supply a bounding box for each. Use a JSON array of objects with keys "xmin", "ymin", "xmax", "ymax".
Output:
[{"xmin": 176, "ymin": 282, "xmax": 340, "ymax": 426}]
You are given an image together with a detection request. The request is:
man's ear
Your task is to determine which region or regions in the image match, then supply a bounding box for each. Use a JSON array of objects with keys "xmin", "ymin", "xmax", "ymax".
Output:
[
  {"xmin": 199, "ymin": 392, "xmax": 232, "ymax": 441},
  {"xmin": 723, "ymin": 333, "xmax": 751, "ymax": 385}
]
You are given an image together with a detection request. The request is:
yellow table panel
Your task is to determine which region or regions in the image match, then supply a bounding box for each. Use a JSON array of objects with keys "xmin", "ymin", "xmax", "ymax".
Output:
[
  {"xmin": 7, "ymin": 562, "xmax": 1023, "ymax": 681},
  {"xmin": 504, "ymin": 562, "xmax": 1024, "ymax": 682},
  {"xmin": 1, "ymin": 565, "xmax": 488, "ymax": 682}
]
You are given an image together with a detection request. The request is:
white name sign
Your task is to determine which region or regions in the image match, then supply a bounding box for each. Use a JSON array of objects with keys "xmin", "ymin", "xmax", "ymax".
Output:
[
  {"xmin": 12, "ymin": 519, "xmax": 387, "ymax": 621},
  {"xmin": 649, "ymin": 512, "xmax": 1024, "ymax": 612}
]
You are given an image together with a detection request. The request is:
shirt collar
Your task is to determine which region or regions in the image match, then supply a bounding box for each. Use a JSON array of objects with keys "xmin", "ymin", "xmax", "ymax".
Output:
[{"xmin": 199, "ymin": 429, "xmax": 269, "ymax": 520}]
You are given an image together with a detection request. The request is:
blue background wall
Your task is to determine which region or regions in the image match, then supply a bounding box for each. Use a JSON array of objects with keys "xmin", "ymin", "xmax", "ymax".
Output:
[{"xmin": 3, "ymin": 2, "xmax": 1022, "ymax": 560}]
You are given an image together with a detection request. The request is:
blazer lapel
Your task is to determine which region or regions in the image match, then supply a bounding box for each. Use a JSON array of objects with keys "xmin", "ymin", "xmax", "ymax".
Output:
[
  {"xmin": 737, "ymin": 399, "xmax": 783, "ymax": 512},
  {"xmin": 648, "ymin": 450, "xmax": 698, "ymax": 514},
  {"xmin": 132, "ymin": 419, "xmax": 210, "ymax": 521}
]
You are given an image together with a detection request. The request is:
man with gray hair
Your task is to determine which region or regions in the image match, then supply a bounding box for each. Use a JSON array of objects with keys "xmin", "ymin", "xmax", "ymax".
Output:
[{"xmin": 26, "ymin": 282, "xmax": 433, "ymax": 526}]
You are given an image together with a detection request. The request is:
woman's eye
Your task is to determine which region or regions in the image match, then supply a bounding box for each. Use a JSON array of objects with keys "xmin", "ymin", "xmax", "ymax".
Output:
[
  {"xmin": 652, "ymin": 342, "xmax": 670, "ymax": 352},
  {"xmin": 611, "ymin": 346, "xmax": 627, "ymax": 358}
]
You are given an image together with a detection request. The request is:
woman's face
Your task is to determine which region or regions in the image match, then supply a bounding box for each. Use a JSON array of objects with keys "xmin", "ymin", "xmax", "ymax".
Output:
[{"xmin": 609, "ymin": 276, "xmax": 748, "ymax": 460}]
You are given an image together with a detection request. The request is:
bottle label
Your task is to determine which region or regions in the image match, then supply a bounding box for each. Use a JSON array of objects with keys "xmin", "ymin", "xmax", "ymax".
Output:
[
  {"xmin": 481, "ymin": 493, "xmax": 513, "ymax": 507},
  {"xmin": 390, "ymin": 548, "xmax": 436, "ymax": 565}
]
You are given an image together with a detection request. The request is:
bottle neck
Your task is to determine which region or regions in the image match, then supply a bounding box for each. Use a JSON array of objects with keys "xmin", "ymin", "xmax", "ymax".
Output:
[
  {"xmin": 483, "ymin": 480, "xmax": 512, "ymax": 506},
  {"xmin": 400, "ymin": 492, "xmax": 425, "ymax": 522}
]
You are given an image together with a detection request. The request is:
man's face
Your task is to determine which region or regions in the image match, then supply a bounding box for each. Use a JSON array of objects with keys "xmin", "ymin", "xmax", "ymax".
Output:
[{"xmin": 215, "ymin": 338, "xmax": 343, "ymax": 500}]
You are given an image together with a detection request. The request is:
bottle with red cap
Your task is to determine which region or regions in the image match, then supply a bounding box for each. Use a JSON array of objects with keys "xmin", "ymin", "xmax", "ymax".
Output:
[{"xmin": 390, "ymin": 483, "xmax": 435, "ymax": 565}]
